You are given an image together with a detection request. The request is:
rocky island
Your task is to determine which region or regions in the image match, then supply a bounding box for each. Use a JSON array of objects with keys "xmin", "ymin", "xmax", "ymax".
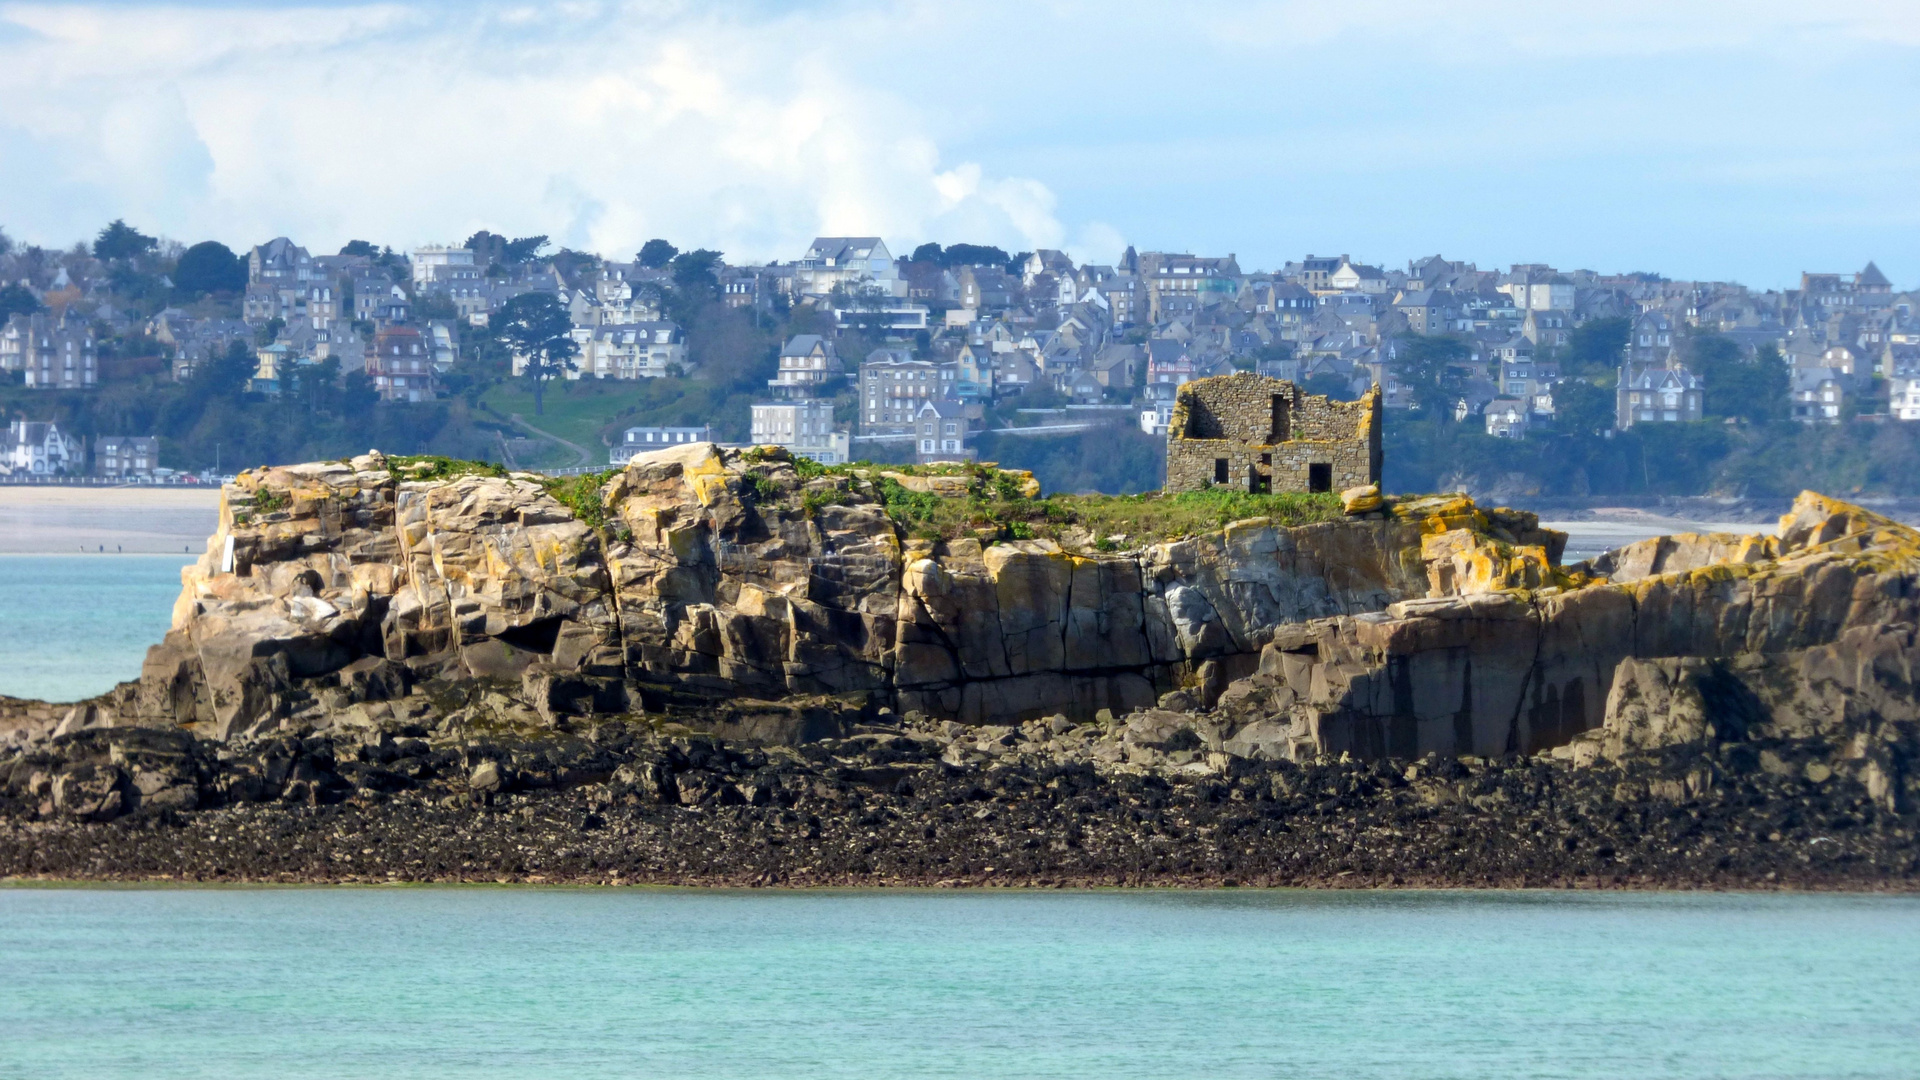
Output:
[{"xmin": 2, "ymin": 439, "xmax": 1916, "ymax": 888}]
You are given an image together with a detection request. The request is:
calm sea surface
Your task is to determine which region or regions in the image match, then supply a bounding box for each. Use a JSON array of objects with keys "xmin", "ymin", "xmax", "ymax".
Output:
[
  {"xmin": 0, "ymin": 888, "xmax": 1915, "ymax": 1079},
  {"xmin": 0, "ymin": 556, "xmax": 189, "ymax": 702}
]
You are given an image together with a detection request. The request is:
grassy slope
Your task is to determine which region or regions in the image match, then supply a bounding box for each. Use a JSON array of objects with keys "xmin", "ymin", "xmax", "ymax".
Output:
[{"xmin": 783, "ymin": 457, "xmax": 1345, "ymax": 543}]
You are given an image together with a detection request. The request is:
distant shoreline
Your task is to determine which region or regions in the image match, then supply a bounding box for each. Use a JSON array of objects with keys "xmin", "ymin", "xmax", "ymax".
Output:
[{"xmin": 0, "ymin": 487, "xmax": 220, "ymax": 555}]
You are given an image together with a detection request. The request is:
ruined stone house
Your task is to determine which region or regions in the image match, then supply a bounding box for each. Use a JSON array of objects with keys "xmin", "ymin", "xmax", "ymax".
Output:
[{"xmin": 1163, "ymin": 372, "xmax": 1381, "ymax": 494}]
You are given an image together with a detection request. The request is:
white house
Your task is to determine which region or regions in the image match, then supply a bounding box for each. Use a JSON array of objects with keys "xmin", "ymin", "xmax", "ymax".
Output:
[
  {"xmin": 751, "ymin": 399, "xmax": 849, "ymax": 465},
  {"xmin": 794, "ymin": 237, "xmax": 904, "ymax": 299},
  {"xmin": 914, "ymin": 398, "xmax": 974, "ymax": 463},
  {"xmin": 609, "ymin": 426, "xmax": 714, "ymax": 464},
  {"xmin": 1484, "ymin": 397, "xmax": 1530, "ymax": 439},
  {"xmin": 575, "ymin": 321, "xmax": 686, "ymax": 379},
  {"xmin": 769, "ymin": 334, "xmax": 844, "ymax": 397},
  {"xmin": 411, "ymin": 244, "xmax": 476, "ymax": 287},
  {"xmin": 4, "ymin": 420, "xmax": 80, "ymax": 475}
]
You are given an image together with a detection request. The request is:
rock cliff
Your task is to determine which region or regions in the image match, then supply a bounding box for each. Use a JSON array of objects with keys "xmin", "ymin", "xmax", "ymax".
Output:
[
  {"xmin": 51, "ymin": 446, "xmax": 1556, "ymax": 746},
  {"xmin": 4, "ymin": 459, "xmax": 1917, "ymax": 888},
  {"xmin": 9, "ymin": 448, "xmax": 1917, "ymax": 787},
  {"xmin": 1113, "ymin": 491, "xmax": 1913, "ymax": 826}
]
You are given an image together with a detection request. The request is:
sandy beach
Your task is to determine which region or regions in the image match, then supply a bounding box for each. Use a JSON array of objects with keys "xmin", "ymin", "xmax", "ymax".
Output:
[
  {"xmin": 1542, "ymin": 514, "xmax": 1764, "ymax": 560},
  {"xmin": 0, "ymin": 487, "xmax": 222, "ymax": 554}
]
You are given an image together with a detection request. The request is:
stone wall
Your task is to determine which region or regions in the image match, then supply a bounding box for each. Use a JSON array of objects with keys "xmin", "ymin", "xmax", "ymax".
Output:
[{"xmin": 1164, "ymin": 374, "xmax": 1381, "ymax": 494}]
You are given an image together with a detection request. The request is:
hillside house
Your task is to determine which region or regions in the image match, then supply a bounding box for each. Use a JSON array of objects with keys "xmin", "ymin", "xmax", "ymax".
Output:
[
  {"xmin": 1791, "ymin": 368, "xmax": 1847, "ymax": 423},
  {"xmin": 4, "ymin": 420, "xmax": 80, "ymax": 475},
  {"xmin": 861, "ymin": 349, "xmax": 955, "ymax": 435},
  {"xmin": 914, "ymin": 398, "xmax": 976, "ymax": 463},
  {"xmin": 1616, "ymin": 363, "xmax": 1704, "ymax": 427},
  {"xmin": 610, "ymin": 426, "xmax": 714, "ymax": 464},
  {"xmin": 96, "ymin": 435, "xmax": 159, "ymax": 479},
  {"xmin": 795, "ymin": 237, "xmax": 902, "ymax": 299},
  {"xmin": 0, "ymin": 312, "xmax": 98, "ymax": 390},
  {"xmin": 366, "ymin": 326, "xmax": 434, "ymax": 401},
  {"xmin": 751, "ymin": 399, "xmax": 849, "ymax": 465},
  {"xmin": 769, "ymin": 334, "xmax": 843, "ymax": 397}
]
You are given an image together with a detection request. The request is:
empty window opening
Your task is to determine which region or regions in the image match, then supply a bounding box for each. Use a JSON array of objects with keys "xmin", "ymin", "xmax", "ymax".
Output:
[
  {"xmin": 1308, "ymin": 463, "xmax": 1333, "ymax": 493},
  {"xmin": 1213, "ymin": 458, "xmax": 1230, "ymax": 485},
  {"xmin": 1249, "ymin": 464, "xmax": 1270, "ymax": 494},
  {"xmin": 1269, "ymin": 395, "xmax": 1290, "ymax": 442}
]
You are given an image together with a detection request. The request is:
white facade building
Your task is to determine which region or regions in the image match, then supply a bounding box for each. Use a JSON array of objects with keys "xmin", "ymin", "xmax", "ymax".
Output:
[
  {"xmin": 411, "ymin": 244, "xmax": 477, "ymax": 287},
  {"xmin": 4, "ymin": 420, "xmax": 80, "ymax": 475},
  {"xmin": 794, "ymin": 237, "xmax": 905, "ymax": 299},
  {"xmin": 751, "ymin": 399, "xmax": 850, "ymax": 465},
  {"xmin": 610, "ymin": 426, "xmax": 715, "ymax": 464}
]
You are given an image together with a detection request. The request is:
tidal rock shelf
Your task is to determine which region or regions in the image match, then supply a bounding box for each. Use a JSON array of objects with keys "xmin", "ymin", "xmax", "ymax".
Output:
[
  {"xmin": 3, "ymin": 713, "xmax": 1913, "ymax": 888},
  {"xmin": 1, "ymin": 446, "xmax": 1917, "ymax": 887}
]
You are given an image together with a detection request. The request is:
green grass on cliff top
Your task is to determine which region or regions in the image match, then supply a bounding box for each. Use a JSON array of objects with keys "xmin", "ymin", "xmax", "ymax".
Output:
[
  {"xmin": 905, "ymin": 487, "xmax": 1344, "ymax": 547},
  {"xmin": 1049, "ymin": 488, "xmax": 1346, "ymax": 544},
  {"xmin": 803, "ymin": 460, "xmax": 1346, "ymax": 544},
  {"xmin": 363, "ymin": 451, "xmax": 1347, "ymax": 547}
]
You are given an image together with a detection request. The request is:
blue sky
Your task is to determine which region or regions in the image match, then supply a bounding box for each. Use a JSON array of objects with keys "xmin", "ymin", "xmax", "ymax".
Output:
[{"xmin": 0, "ymin": 0, "xmax": 1915, "ymax": 288}]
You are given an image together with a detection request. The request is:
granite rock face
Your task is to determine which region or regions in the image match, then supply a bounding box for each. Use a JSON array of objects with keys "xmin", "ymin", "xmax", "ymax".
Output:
[
  {"xmin": 1198, "ymin": 492, "xmax": 1920, "ymax": 771},
  {"xmin": 24, "ymin": 443, "xmax": 1915, "ymax": 795},
  {"xmin": 51, "ymin": 446, "xmax": 1556, "ymax": 746}
]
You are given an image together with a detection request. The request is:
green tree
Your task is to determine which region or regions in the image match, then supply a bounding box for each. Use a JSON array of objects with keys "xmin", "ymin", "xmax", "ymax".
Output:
[
  {"xmin": 1393, "ymin": 333, "xmax": 1470, "ymax": 420},
  {"xmin": 340, "ymin": 370, "xmax": 380, "ymax": 419},
  {"xmin": 0, "ymin": 283, "xmax": 42, "ymax": 322},
  {"xmin": 93, "ymin": 219, "xmax": 157, "ymax": 261},
  {"xmin": 638, "ymin": 239, "xmax": 679, "ymax": 269},
  {"xmin": 1565, "ymin": 316, "xmax": 1630, "ymax": 377},
  {"xmin": 1691, "ymin": 332, "xmax": 1788, "ymax": 425},
  {"xmin": 1300, "ymin": 372, "xmax": 1354, "ymax": 400},
  {"xmin": 192, "ymin": 340, "xmax": 257, "ymax": 399},
  {"xmin": 503, "ymin": 235, "xmax": 549, "ymax": 264},
  {"xmin": 942, "ymin": 243, "xmax": 1009, "ymax": 268},
  {"xmin": 340, "ymin": 240, "xmax": 378, "ymax": 258},
  {"xmin": 490, "ymin": 291, "xmax": 577, "ymax": 415},
  {"xmin": 0, "ymin": 226, "xmax": 13, "ymax": 257},
  {"xmin": 414, "ymin": 292, "xmax": 458, "ymax": 321},
  {"xmin": 671, "ymin": 249, "xmax": 722, "ymax": 294},
  {"xmin": 1553, "ymin": 378, "xmax": 1615, "ymax": 436},
  {"xmin": 828, "ymin": 282, "xmax": 895, "ymax": 337},
  {"xmin": 174, "ymin": 241, "xmax": 246, "ymax": 296},
  {"xmin": 254, "ymin": 317, "xmax": 285, "ymax": 347},
  {"xmin": 294, "ymin": 356, "xmax": 342, "ymax": 413},
  {"xmin": 909, "ymin": 242, "xmax": 943, "ymax": 264}
]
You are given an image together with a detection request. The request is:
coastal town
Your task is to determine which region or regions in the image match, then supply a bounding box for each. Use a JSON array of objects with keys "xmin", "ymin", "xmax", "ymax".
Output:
[{"xmin": 0, "ymin": 221, "xmax": 1911, "ymax": 484}]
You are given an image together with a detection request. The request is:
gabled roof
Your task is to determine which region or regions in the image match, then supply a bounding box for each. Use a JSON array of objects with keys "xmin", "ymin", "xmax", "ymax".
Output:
[
  {"xmin": 1147, "ymin": 339, "xmax": 1192, "ymax": 363},
  {"xmin": 1791, "ymin": 367, "xmax": 1844, "ymax": 391},
  {"xmin": 806, "ymin": 237, "xmax": 885, "ymax": 263},
  {"xmin": 781, "ymin": 334, "xmax": 832, "ymax": 357},
  {"xmin": 1859, "ymin": 262, "xmax": 1892, "ymax": 288}
]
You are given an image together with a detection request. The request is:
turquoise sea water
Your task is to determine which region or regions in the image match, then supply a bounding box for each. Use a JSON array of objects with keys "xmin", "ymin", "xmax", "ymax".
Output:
[
  {"xmin": 0, "ymin": 556, "xmax": 189, "ymax": 702},
  {"xmin": 0, "ymin": 888, "xmax": 1916, "ymax": 1079}
]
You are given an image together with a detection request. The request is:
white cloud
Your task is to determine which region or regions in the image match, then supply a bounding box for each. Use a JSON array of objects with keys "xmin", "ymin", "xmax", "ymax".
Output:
[
  {"xmin": 0, "ymin": 1, "xmax": 1076, "ymax": 260},
  {"xmin": 1200, "ymin": 0, "xmax": 1920, "ymax": 56},
  {"xmin": 0, "ymin": 0, "xmax": 1914, "ymax": 285}
]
